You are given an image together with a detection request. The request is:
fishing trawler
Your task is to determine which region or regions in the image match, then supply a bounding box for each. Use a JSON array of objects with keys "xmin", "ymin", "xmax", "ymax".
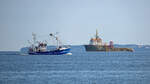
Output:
[
  {"xmin": 28, "ymin": 33, "xmax": 71, "ymax": 55},
  {"xmin": 84, "ymin": 29, "xmax": 134, "ymax": 52}
]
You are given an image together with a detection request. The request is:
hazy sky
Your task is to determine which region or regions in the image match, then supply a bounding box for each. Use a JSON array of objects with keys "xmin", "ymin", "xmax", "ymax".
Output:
[{"xmin": 0, "ymin": 0, "xmax": 150, "ymax": 51}]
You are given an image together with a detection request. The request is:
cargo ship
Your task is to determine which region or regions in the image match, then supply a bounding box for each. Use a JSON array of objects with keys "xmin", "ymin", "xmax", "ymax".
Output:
[
  {"xmin": 27, "ymin": 33, "xmax": 71, "ymax": 55},
  {"xmin": 84, "ymin": 30, "xmax": 134, "ymax": 52}
]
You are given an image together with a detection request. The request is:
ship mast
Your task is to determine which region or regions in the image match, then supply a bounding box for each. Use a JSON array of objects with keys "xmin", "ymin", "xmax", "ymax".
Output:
[
  {"xmin": 32, "ymin": 33, "xmax": 36, "ymax": 45},
  {"xmin": 50, "ymin": 33, "xmax": 60, "ymax": 49},
  {"xmin": 32, "ymin": 32, "xmax": 36, "ymax": 51},
  {"xmin": 96, "ymin": 29, "xmax": 99, "ymax": 39}
]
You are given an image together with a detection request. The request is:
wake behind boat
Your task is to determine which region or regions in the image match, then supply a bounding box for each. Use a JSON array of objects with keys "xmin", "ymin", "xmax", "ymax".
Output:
[{"xmin": 27, "ymin": 33, "xmax": 71, "ymax": 55}]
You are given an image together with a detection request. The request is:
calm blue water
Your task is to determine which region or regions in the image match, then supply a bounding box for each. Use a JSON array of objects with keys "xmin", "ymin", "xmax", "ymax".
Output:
[{"xmin": 0, "ymin": 45, "xmax": 150, "ymax": 84}]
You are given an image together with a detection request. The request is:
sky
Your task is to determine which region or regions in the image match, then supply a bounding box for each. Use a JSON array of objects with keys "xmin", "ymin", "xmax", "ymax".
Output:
[{"xmin": 0, "ymin": 0, "xmax": 150, "ymax": 51}]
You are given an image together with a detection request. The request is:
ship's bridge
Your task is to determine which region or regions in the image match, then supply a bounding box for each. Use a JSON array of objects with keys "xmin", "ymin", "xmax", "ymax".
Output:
[{"xmin": 89, "ymin": 30, "xmax": 102, "ymax": 45}]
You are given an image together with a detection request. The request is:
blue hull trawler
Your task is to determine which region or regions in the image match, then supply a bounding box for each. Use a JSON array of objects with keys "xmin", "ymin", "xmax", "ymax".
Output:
[{"xmin": 28, "ymin": 33, "xmax": 71, "ymax": 55}]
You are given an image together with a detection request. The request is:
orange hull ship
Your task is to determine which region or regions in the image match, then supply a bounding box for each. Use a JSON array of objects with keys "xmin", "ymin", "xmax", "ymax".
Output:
[{"xmin": 84, "ymin": 30, "xmax": 134, "ymax": 52}]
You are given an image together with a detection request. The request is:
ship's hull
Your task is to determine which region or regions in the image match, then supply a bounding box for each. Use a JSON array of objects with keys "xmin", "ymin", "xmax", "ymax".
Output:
[
  {"xmin": 84, "ymin": 45, "xmax": 133, "ymax": 52},
  {"xmin": 28, "ymin": 48, "xmax": 71, "ymax": 55},
  {"xmin": 84, "ymin": 45, "xmax": 106, "ymax": 51}
]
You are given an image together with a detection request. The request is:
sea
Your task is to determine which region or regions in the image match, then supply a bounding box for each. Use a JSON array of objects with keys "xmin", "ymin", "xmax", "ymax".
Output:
[{"xmin": 0, "ymin": 45, "xmax": 150, "ymax": 84}]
